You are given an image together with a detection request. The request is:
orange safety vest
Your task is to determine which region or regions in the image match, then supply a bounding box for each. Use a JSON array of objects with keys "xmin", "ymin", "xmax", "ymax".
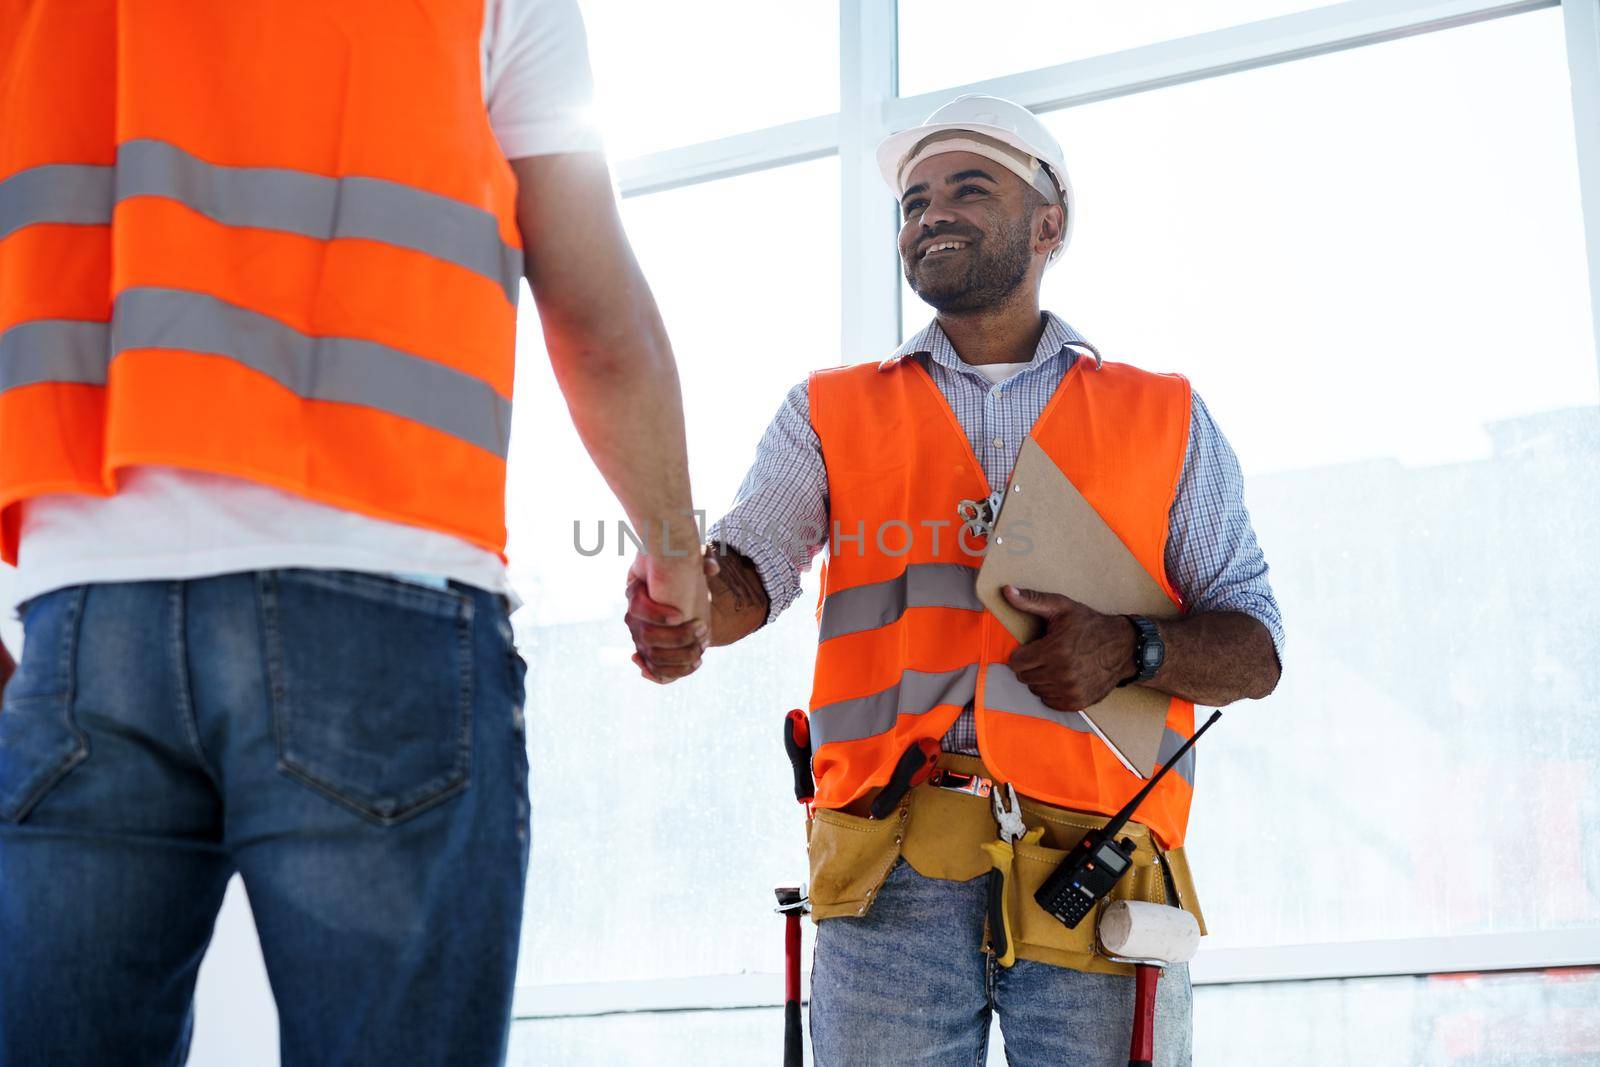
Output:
[
  {"xmin": 808, "ymin": 352, "xmax": 1198, "ymax": 848},
  {"xmin": 0, "ymin": 1, "xmax": 520, "ymax": 565}
]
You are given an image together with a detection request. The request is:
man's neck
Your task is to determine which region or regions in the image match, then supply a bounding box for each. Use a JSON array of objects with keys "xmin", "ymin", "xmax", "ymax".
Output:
[{"xmin": 935, "ymin": 294, "xmax": 1046, "ymax": 367}]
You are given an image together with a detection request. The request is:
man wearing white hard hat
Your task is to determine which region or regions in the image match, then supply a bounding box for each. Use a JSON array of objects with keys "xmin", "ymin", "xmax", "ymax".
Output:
[{"xmin": 627, "ymin": 94, "xmax": 1284, "ymax": 1064}]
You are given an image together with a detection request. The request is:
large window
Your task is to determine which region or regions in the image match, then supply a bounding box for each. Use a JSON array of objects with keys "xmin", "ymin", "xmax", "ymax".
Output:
[
  {"xmin": 1026, "ymin": 9, "xmax": 1600, "ymax": 950},
  {"xmin": 510, "ymin": 3, "xmax": 1600, "ymax": 1059}
]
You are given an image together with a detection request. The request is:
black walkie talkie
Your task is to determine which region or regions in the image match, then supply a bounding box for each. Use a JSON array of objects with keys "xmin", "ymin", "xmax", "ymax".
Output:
[{"xmin": 1034, "ymin": 711, "xmax": 1222, "ymax": 929}]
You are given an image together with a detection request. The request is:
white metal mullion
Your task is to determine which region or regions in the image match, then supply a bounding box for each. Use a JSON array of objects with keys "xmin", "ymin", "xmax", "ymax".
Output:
[
  {"xmin": 838, "ymin": 0, "xmax": 902, "ymax": 359},
  {"xmin": 614, "ymin": 114, "xmax": 839, "ymax": 199},
  {"xmin": 885, "ymin": 0, "xmax": 1550, "ymax": 128},
  {"xmin": 1564, "ymin": 0, "xmax": 1600, "ymax": 374}
]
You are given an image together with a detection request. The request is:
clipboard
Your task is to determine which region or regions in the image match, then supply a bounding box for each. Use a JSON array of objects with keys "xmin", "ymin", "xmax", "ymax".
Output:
[{"xmin": 975, "ymin": 438, "xmax": 1178, "ymax": 778}]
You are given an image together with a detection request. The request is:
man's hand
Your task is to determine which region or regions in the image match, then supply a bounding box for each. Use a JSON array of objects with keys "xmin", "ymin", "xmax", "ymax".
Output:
[
  {"xmin": 0, "ymin": 639, "xmax": 13, "ymax": 702},
  {"xmin": 1003, "ymin": 586, "xmax": 1283, "ymax": 708},
  {"xmin": 624, "ymin": 542, "xmax": 773, "ymax": 684},
  {"xmin": 625, "ymin": 552, "xmax": 715, "ymax": 684},
  {"xmin": 630, "ymin": 545, "xmax": 713, "ymax": 635},
  {"xmin": 1002, "ymin": 585, "xmax": 1135, "ymax": 712}
]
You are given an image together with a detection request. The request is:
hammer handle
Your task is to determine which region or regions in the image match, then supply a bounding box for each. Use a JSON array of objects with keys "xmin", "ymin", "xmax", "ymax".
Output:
[
  {"xmin": 1128, "ymin": 963, "xmax": 1160, "ymax": 1067},
  {"xmin": 784, "ymin": 912, "xmax": 803, "ymax": 1067}
]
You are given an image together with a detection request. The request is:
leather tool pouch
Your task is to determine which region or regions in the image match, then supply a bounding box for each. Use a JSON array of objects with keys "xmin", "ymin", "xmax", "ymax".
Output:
[
  {"xmin": 805, "ymin": 755, "xmax": 1206, "ymax": 975},
  {"xmin": 805, "ymin": 804, "xmax": 909, "ymax": 920}
]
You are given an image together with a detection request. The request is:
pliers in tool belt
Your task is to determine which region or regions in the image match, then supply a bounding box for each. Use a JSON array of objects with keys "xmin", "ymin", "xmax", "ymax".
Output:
[
  {"xmin": 992, "ymin": 783, "xmax": 1026, "ymax": 844},
  {"xmin": 980, "ymin": 783, "xmax": 1041, "ymax": 967}
]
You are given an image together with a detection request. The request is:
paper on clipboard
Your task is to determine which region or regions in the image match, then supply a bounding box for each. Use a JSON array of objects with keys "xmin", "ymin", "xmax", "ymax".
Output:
[{"xmin": 975, "ymin": 438, "xmax": 1178, "ymax": 778}]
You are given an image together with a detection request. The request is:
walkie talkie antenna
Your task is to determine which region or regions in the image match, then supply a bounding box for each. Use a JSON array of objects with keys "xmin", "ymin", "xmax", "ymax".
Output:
[
  {"xmin": 1099, "ymin": 711, "xmax": 1221, "ymax": 841},
  {"xmin": 1035, "ymin": 710, "xmax": 1225, "ymax": 930}
]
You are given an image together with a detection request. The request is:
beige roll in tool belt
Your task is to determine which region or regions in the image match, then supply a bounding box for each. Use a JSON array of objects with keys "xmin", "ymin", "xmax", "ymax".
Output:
[{"xmin": 806, "ymin": 754, "xmax": 1206, "ymax": 976}]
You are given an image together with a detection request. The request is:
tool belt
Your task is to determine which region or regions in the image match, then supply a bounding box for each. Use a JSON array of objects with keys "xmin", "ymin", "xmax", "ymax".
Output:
[{"xmin": 806, "ymin": 753, "xmax": 1207, "ymax": 976}]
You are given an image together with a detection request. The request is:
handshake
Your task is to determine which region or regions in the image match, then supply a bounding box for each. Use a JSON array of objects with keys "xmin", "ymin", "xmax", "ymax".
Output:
[
  {"xmin": 622, "ymin": 546, "xmax": 721, "ymax": 684},
  {"xmin": 617, "ymin": 538, "xmax": 1146, "ymax": 713}
]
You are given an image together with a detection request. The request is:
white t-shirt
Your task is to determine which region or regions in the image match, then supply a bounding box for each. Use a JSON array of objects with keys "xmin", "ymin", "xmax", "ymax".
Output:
[
  {"xmin": 969, "ymin": 360, "xmax": 1034, "ymax": 385},
  {"xmin": 9, "ymin": 0, "xmax": 602, "ymax": 614}
]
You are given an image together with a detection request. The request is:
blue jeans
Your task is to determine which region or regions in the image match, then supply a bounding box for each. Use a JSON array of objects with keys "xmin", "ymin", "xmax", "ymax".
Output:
[
  {"xmin": 0, "ymin": 570, "xmax": 530, "ymax": 1067},
  {"xmin": 811, "ymin": 860, "xmax": 1193, "ymax": 1066}
]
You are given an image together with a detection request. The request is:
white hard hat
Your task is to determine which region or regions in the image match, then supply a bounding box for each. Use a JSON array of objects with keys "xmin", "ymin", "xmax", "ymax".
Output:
[{"xmin": 877, "ymin": 93, "xmax": 1075, "ymax": 260}]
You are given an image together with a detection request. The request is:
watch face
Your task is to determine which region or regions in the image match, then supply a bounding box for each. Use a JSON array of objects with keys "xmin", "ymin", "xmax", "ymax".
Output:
[{"xmin": 1141, "ymin": 646, "xmax": 1161, "ymax": 668}]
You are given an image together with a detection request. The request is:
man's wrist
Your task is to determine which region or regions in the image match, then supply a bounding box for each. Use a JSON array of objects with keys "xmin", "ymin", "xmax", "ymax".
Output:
[
  {"xmin": 1118, "ymin": 615, "xmax": 1165, "ymax": 687},
  {"xmin": 705, "ymin": 530, "xmax": 791, "ymax": 625},
  {"xmin": 703, "ymin": 540, "xmax": 773, "ymax": 643},
  {"xmin": 650, "ymin": 511, "xmax": 705, "ymax": 561}
]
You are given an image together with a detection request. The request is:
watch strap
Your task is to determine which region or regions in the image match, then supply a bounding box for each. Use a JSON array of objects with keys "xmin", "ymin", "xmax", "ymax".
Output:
[{"xmin": 1118, "ymin": 614, "xmax": 1164, "ymax": 687}]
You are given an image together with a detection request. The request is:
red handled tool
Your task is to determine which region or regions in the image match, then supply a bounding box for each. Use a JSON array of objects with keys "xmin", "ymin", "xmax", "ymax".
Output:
[
  {"xmin": 774, "ymin": 887, "xmax": 806, "ymax": 1067},
  {"xmin": 1129, "ymin": 963, "xmax": 1160, "ymax": 1067},
  {"xmin": 776, "ymin": 712, "xmax": 813, "ymax": 1067},
  {"xmin": 783, "ymin": 708, "xmax": 815, "ymax": 814},
  {"xmin": 1097, "ymin": 901, "xmax": 1202, "ymax": 1067}
]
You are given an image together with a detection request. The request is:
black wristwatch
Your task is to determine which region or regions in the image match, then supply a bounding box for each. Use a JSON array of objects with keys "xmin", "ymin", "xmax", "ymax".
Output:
[{"xmin": 1117, "ymin": 615, "xmax": 1165, "ymax": 687}]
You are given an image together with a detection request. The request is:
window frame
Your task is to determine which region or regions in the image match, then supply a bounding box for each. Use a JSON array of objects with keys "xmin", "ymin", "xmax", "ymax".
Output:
[{"xmin": 518, "ymin": 0, "xmax": 1600, "ymax": 1022}]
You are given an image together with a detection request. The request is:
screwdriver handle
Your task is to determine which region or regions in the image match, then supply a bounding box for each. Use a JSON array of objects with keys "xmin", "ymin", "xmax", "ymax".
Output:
[{"xmin": 783, "ymin": 709, "xmax": 814, "ymax": 807}]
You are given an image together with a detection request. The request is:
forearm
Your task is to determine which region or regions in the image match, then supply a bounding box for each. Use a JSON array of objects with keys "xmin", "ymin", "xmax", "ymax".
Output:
[
  {"xmin": 1142, "ymin": 611, "xmax": 1280, "ymax": 706},
  {"xmin": 704, "ymin": 545, "xmax": 770, "ymax": 647},
  {"xmin": 514, "ymin": 152, "xmax": 697, "ymax": 562},
  {"xmin": 547, "ymin": 296, "xmax": 698, "ymax": 558}
]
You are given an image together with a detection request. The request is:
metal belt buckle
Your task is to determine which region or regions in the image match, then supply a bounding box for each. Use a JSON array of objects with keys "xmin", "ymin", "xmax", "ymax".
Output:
[{"xmin": 928, "ymin": 768, "xmax": 994, "ymax": 799}]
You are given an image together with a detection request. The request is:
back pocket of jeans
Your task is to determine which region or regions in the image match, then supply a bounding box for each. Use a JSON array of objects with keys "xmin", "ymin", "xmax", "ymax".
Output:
[
  {"xmin": 0, "ymin": 694, "xmax": 89, "ymax": 824},
  {"xmin": 260, "ymin": 570, "xmax": 474, "ymax": 825},
  {"xmin": 0, "ymin": 587, "xmax": 90, "ymax": 824}
]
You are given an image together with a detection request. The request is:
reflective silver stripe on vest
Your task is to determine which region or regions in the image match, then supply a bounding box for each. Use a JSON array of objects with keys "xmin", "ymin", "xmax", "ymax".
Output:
[
  {"xmin": 0, "ymin": 293, "xmax": 510, "ymax": 455},
  {"xmin": 114, "ymin": 140, "xmax": 522, "ymax": 302},
  {"xmin": 810, "ymin": 664, "xmax": 979, "ymax": 747},
  {"xmin": 111, "ymin": 287, "xmax": 511, "ymax": 457},
  {"xmin": 819, "ymin": 562, "xmax": 984, "ymax": 642},
  {"xmin": 982, "ymin": 664, "xmax": 1194, "ymax": 787},
  {"xmin": 981, "ymin": 664, "xmax": 1096, "ymax": 736},
  {"xmin": 1155, "ymin": 727, "xmax": 1197, "ymax": 789},
  {"xmin": 0, "ymin": 164, "xmax": 114, "ymax": 239},
  {"xmin": 0, "ymin": 319, "xmax": 111, "ymax": 391},
  {"xmin": 0, "ymin": 151, "xmax": 521, "ymax": 298}
]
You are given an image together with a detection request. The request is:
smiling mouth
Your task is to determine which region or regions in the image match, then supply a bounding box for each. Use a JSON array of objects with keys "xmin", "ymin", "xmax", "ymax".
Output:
[{"xmin": 920, "ymin": 239, "xmax": 971, "ymax": 260}]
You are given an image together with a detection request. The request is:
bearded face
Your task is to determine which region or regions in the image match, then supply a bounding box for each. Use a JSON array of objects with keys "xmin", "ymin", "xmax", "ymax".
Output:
[{"xmin": 896, "ymin": 151, "xmax": 1053, "ymax": 314}]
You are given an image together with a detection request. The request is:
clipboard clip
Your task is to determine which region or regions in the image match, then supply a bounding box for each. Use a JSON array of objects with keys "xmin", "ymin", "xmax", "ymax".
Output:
[{"xmin": 956, "ymin": 490, "xmax": 1005, "ymax": 539}]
